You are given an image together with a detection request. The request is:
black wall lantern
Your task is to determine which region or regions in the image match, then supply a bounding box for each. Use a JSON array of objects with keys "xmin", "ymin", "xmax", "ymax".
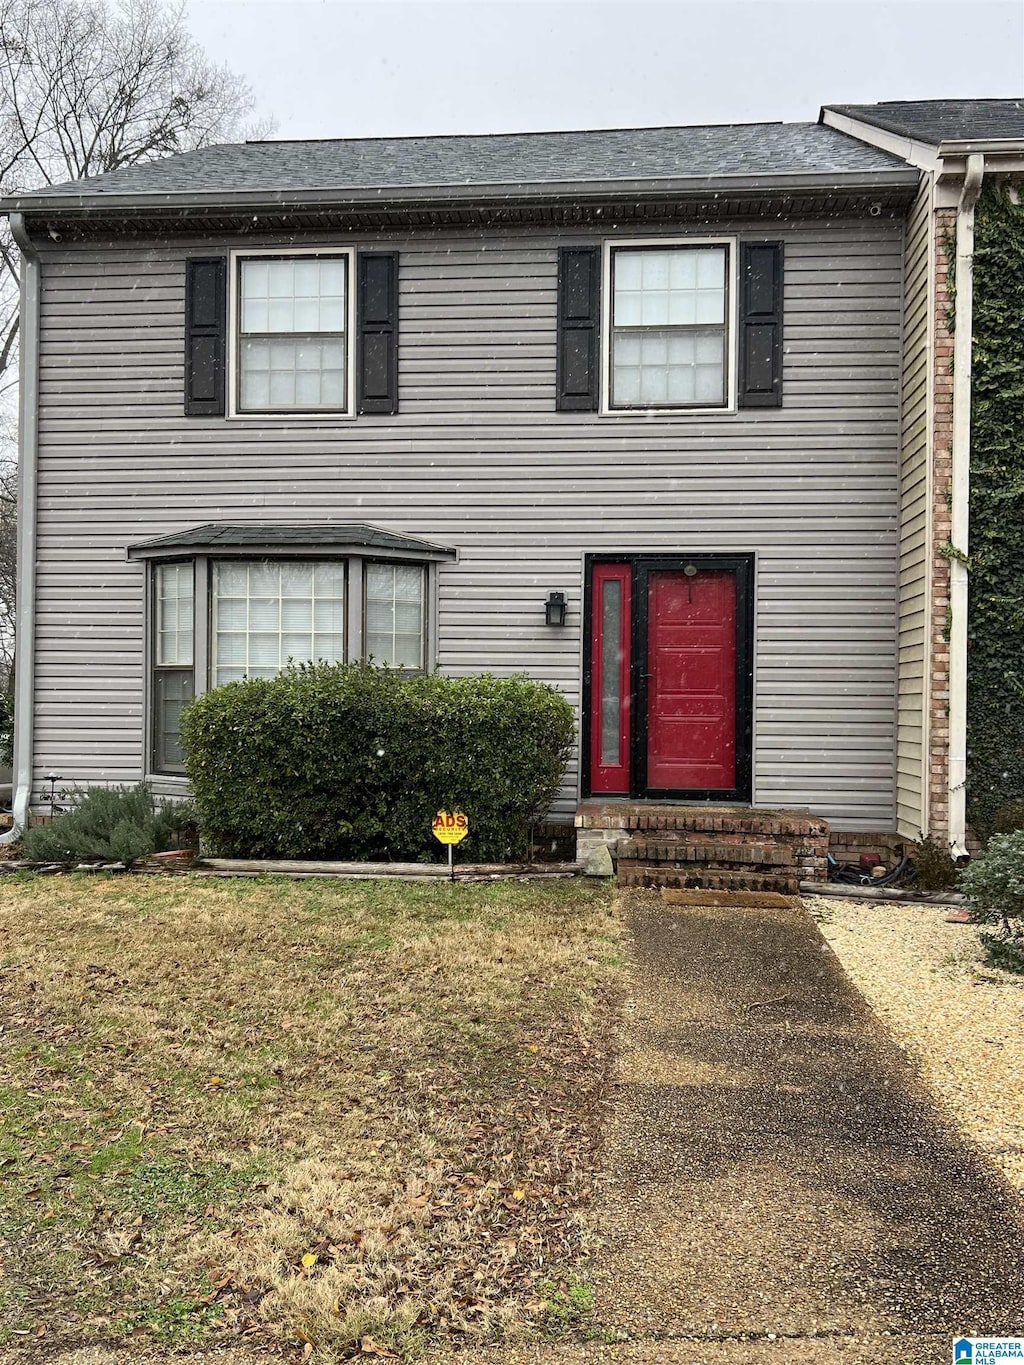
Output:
[{"xmin": 544, "ymin": 591, "xmax": 567, "ymax": 627}]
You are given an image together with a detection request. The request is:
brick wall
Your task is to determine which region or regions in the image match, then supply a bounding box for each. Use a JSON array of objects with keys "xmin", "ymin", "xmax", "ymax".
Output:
[{"xmin": 927, "ymin": 208, "xmax": 957, "ymax": 845}]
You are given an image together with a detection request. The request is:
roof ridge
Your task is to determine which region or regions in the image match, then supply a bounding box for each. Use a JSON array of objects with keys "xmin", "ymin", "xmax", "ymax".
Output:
[{"xmin": 243, "ymin": 120, "xmax": 796, "ymax": 147}]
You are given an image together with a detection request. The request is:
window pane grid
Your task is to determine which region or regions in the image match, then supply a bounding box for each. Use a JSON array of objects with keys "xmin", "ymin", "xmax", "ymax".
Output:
[
  {"xmin": 240, "ymin": 258, "xmax": 346, "ymax": 335},
  {"xmin": 155, "ymin": 563, "xmax": 194, "ymax": 666},
  {"xmin": 364, "ymin": 563, "xmax": 425, "ymax": 670},
  {"xmin": 238, "ymin": 255, "xmax": 347, "ymax": 413},
  {"xmin": 612, "ymin": 328, "xmax": 725, "ymax": 406},
  {"xmin": 213, "ymin": 560, "xmax": 346, "ymax": 686},
  {"xmin": 611, "ymin": 246, "xmax": 728, "ymax": 408},
  {"xmin": 153, "ymin": 668, "xmax": 194, "ymax": 771}
]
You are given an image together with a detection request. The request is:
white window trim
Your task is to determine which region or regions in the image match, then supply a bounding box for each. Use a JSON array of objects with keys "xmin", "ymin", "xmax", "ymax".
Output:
[
  {"xmin": 144, "ymin": 552, "xmax": 439, "ymax": 779},
  {"xmin": 600, "ymin": 235, "xmax": 739, "ymax": 417},
  {"xmin": 226, "ymin": 245, "xmax": 357, "ymax": 421}
]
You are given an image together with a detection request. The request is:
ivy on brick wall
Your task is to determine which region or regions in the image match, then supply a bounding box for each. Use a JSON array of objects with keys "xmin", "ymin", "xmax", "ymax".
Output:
[{"xmin": 967, "ymin": 183, "xmax": 1024, "ymax": 838}]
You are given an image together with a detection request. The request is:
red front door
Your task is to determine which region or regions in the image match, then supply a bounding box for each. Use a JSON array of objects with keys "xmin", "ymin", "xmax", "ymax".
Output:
[{"xmin": 646, "ymin": 568, "xmax": 737, "ymax": 791}]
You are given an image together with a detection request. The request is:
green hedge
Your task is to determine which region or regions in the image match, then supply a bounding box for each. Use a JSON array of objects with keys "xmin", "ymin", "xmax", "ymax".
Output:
[
  {"xmin": 967, "ymin": 185, "xmax": 1024, "ymax": 839},
  {"xmin": 181, "ymin": 664, "xmax": 575, "ymax": 863}
]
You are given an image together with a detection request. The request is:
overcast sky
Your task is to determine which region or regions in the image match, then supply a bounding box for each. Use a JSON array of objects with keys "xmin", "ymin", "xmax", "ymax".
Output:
[{"xmin": 182, "ymin": 0, "xmax": 1023, "ymax": 142}]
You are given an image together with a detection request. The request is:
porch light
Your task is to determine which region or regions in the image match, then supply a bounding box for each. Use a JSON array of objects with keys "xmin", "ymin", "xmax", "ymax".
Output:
[{"xmin": 544, "ymin": 591, "xmax": 567, "ymax": 627}]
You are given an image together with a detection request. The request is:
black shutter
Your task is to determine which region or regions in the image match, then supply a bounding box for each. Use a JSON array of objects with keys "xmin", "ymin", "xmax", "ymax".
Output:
[
  {"xmin": 738, "ymin": 241, "xmax": 783, "ymax": 409},
  {"xmin": 357, "ymin": 252, "xmax": 398, "ymax": 415},
  {"xmin": 556, "ymin": 246, "xmax": 600, "ymax": 412},
  {"xmin": 184, "ymin": 257, "xmax": 226, "ymax": 416}
]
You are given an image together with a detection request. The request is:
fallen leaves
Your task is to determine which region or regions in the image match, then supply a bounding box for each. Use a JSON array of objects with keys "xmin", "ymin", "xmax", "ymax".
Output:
[
  {"xmin": 360, "ymin": 1335, "xmax": 399, "ymax": 1357},
  {"xmin": 0, "ymin": 876, "xmax": 620, "ymax": 1356}
]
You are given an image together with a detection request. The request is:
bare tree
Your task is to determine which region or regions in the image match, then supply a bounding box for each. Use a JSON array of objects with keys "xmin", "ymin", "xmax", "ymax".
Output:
[
  {"xmin": 0, "ymin": 0, "xmax": 267, "ymax": 385},
  {"xmin": 0, "ymin": 0, "xmax": 269, "ymax": 688}
]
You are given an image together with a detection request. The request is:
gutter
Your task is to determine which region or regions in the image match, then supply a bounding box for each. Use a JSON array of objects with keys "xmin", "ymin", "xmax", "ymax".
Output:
[
  {"xmin": 0, "ymin": 214, "xmax": 38, "ymax": 843},
  {"xmin": 937, "ymin": 138, "xmax": 1024, "ymax": 156},
  {"xmin": 947, "ymin": 152, "xmax": 985, "ymax": 857},
  {"xmin": 0, "ymin": 166, "xmax": 921, "ymax": 218}
]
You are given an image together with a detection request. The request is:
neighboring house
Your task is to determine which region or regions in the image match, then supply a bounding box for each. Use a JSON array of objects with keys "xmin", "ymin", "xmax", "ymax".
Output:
[
  {"xmin": 0, "ymin": 121, "xmax": 922, "ymax": 848},
  {"xmin": 822, "ymin": 99, "xmax": 1024, "ymax": 851}
]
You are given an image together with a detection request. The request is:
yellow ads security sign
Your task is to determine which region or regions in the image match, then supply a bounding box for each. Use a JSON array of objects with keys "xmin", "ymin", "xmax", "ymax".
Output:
[
  {"xmin": 432, "ymin": 810, "xmax": 469, "ymax": 844},
  {"xmin": 432, "ymin": 810, "xmax": 469, "ymax": 879}
]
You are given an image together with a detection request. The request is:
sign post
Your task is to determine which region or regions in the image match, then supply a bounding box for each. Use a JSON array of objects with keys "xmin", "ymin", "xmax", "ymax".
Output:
[{"xmin": 431, "ymin": 809, "xmax": 469, "ymax": 881}]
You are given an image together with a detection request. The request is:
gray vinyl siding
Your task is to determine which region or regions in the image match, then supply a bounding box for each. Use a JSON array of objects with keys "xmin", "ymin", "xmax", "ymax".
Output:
[
  {"xmin": 31, "ymin": 217, "xmax": 902, "ymax": 830},
  {"xmin": 896, "ymin": 179, "xmax": 933, "ymax": 838}
]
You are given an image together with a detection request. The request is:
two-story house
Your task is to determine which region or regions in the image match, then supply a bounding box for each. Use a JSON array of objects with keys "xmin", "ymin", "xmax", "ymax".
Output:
[{"xmin": 0, "ymin": 121, "xmax": 922, "ymax": 865}]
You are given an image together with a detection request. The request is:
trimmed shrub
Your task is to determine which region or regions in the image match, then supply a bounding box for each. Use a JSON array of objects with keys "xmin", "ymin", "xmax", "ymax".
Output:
[
  {"xmin": 181, "ymin": 663, "xmax": 575, "ymax": 863},
  {"xmin": 960, "ymin": 829, "xmax": 1024, "ymax": 972},
  {"xmin": 21, "ymin": 783, "xmax": 178, "ymax": 864}
]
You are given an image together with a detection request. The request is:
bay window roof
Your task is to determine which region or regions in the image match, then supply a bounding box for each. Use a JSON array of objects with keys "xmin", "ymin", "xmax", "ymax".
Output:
[{"xmin": 126, "ymin": 523, "xmax": 457, "ymax": 561}]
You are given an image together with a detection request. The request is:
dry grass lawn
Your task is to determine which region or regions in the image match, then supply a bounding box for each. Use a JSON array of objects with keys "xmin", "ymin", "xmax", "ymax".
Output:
[{"xmin": 0, "ymin": 874, "xmax": 621, "ymax": 1361}]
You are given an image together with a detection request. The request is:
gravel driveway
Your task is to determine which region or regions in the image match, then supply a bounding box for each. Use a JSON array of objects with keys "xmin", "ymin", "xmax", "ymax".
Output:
[{"xmin": 814, "ymin": 895, "xmax": 1024, "ymax": 1193}]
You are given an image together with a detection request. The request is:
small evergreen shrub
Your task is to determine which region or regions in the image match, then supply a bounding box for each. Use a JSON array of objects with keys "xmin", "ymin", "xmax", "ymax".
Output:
[
  {"xmin": 21, "ymin": 783, "xmax": 178, "ymax": 865},
  {"xmin": 908, "ymin": 836, "xmax": 959, "ymax": 891},
  {"xmin": 959, "ymin": 829, "xmax": 1024, "ymax": 973},
  {"xmin": 181, "ymin": 663, "xmax": 575, "ymax": 863}
]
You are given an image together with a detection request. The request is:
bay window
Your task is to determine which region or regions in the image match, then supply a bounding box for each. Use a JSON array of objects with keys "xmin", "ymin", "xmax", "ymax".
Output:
[{"xmin": 133, "ymin": 525, "xmax": 453, "ymax": 777}]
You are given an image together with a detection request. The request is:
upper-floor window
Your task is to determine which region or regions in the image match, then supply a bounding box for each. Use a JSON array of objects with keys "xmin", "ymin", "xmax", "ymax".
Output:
[
  {"xmin": 558, "ymin": 237, "xmax": 781, "ymax": 414},
  {"xmin": 232, "ymin": 249, "xmax": 354, "ymax": 416},
  {"xmin": 607, "ymin": 242, "xmax": 732, "ymax": 411}
]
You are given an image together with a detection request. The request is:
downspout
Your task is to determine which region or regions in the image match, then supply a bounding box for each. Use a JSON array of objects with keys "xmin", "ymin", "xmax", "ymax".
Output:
[
  {"xmin": 947, "ymin": 153, "xmax": 985, "ymax": 856},
  {"xmin": 0, "ymin": 214, "xmax": 39, "ymax": 843}
]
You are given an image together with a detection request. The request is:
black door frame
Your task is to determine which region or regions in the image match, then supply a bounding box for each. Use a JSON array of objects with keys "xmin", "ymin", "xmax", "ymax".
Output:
[{"xmin": 582, "ymin": 553, "xmax": 754, "ymax": 802}]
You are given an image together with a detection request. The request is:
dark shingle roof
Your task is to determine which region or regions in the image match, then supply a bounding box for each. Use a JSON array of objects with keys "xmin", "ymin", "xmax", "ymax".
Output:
[
  {"xmin": 126, "ymin": 523, "xmax": 456, "ymax": 559},
  {"xmin": 823, "ymin": 99, "xmax": 1024, "ymax": 144},
  {"xmin": 8, "ymin": 121, "xmax": 910, "ymax": 205}
]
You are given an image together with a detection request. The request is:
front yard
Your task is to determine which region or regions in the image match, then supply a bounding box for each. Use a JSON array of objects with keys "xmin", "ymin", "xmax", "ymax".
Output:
[{"xmin": 0, "ymin": 874, "xmax": 621, "ymax": 1360}]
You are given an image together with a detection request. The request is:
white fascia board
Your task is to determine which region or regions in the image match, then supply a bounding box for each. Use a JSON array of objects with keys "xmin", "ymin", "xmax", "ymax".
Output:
[{"xmin": 821, "ymin": 110, "xmax": 942, "ymax": 174}]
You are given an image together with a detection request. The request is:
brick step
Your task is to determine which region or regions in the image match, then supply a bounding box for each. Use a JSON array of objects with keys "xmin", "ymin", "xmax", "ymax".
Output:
[
  {"xmin": 617, "ymin": 838, "xmax": 794, "ymax": 867},
  {"xmin": 618, "ymin": 863, "xmax": 800, "ymax": 894},
  {"xmin": 619, "ymin": 828, "xmax": 805, "ymax": 847},
  {"xmin": 575, "ymin": 802, "xmax": 830, "ymax": 888},
  {"xmin": 577, "ymin": 801, "xmax": 828, "ymax": 840}
]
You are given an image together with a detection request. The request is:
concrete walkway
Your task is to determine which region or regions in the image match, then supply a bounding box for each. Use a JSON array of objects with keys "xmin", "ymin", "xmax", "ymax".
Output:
[{"xmin": 581, "ymin": 891, "xmax": 1024, "ymax": 1357}]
